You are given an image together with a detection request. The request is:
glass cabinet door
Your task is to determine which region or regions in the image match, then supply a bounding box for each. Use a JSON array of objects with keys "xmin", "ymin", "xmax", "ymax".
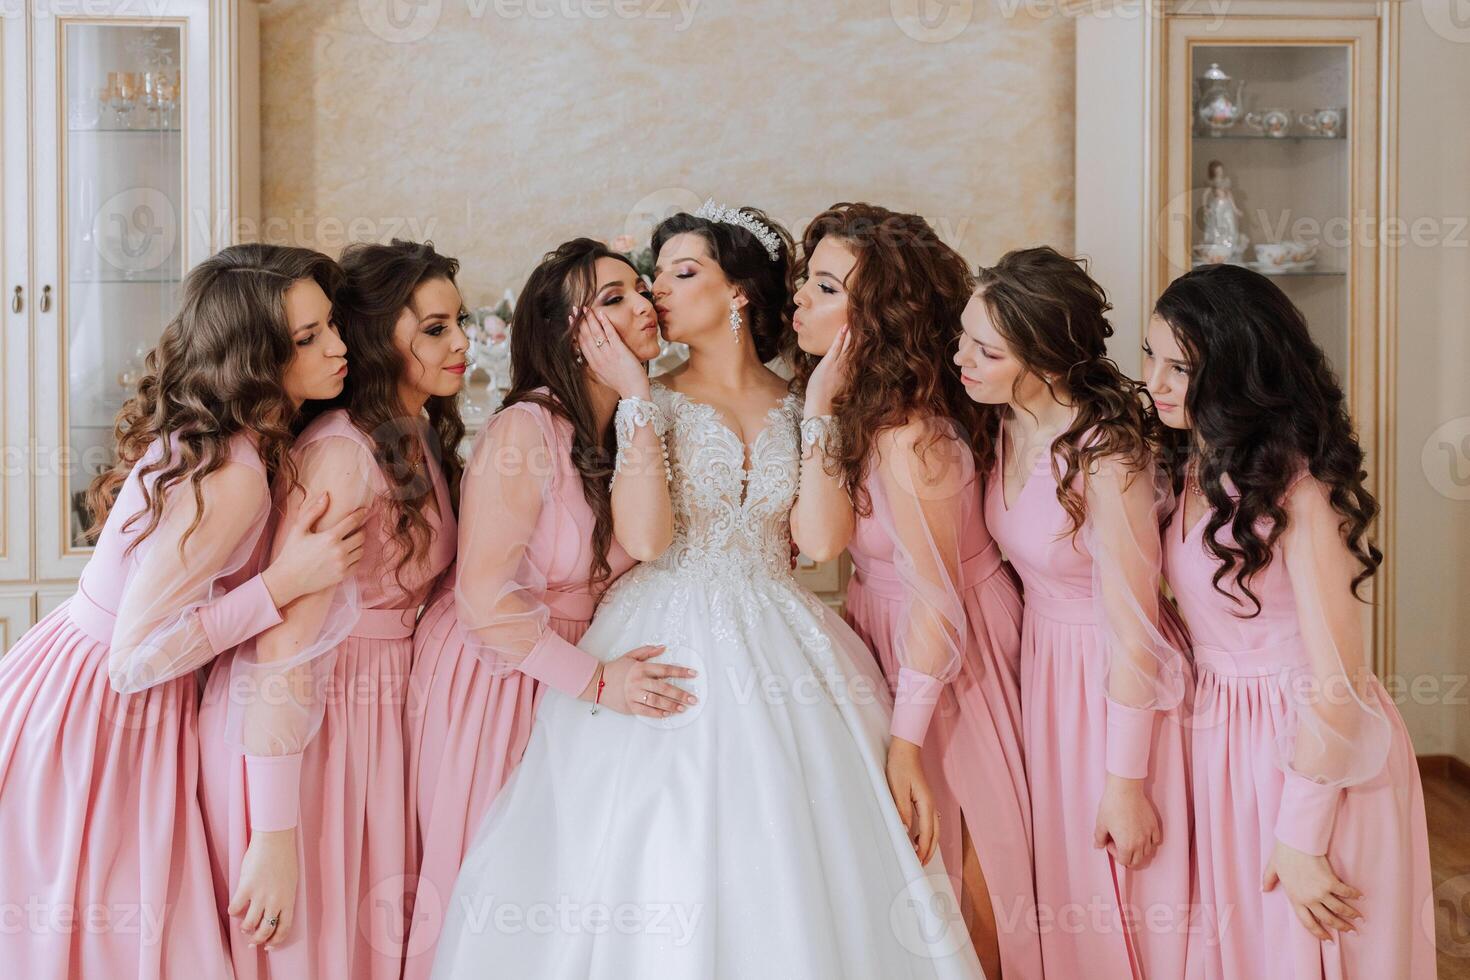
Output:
[
  {"xmin": 64, "ymin": 23, "xmax": 186, "ymax": 547},
  {"xmin": 1188, "ymin": 43, "xmax": 1352, "ymax": 375},
  {"xmin": 31, "ymin": 3, "xmax": 211, "ymax": 578},
  {"xmin": 1165, "ymin": 18, "xmax": 1382, "ymax": 440},
  {"xmin": 1164, "ymin": 15, "xmax": 1387, "ymax": 671}
]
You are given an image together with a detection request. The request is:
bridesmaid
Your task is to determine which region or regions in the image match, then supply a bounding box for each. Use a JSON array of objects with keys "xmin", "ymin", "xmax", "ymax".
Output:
[
  {"xmin": 198, "ymin": 239, "xmax": 463, "ymax": 979},
  {"xmin": 402, "ymin": 238, "xmax": 696, "ymax": 978},
  {"xmin": 0, "ymin": 244, "xmax": 364, "ymax": 979},
  {"xmin": 1146, "ymin": 264, "xmax": 1434, "ymax": 978},
  {"xmin": 788, "ymin": 203, "xmax": 1040, "ymax": 980},
  {"xmin": 955, "ymin": 246, "xmax": 1196, "ymax": 978}
]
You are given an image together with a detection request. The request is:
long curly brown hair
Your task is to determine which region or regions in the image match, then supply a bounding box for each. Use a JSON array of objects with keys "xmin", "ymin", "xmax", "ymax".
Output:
[
  {"xmin": 975, "ymin": 246, "xmax": 1157, "ymax": 537},
  {"xmin": 500, "ymin": 238, "xmax": 642, "ymax": 591},
  {"xmin": 787, "ymin": 202, "xmax": 991, "ymax": 515},
  {"xmin": 1152, "ymin": 264, "xmax": 1380, "ymax": 612},
  {"xmin": 309, "ymin": 239, "xmax": 467, "ymax": 591},
  {"xmin": 84, "ymin": 243, "xmax": 343, "ymax": 553}
]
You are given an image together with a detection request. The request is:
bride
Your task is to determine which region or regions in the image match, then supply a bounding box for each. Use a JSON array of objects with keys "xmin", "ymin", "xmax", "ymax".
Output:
[{"xmin": 430, "ymin": 203, "xmax": 984, "ymax": 979}]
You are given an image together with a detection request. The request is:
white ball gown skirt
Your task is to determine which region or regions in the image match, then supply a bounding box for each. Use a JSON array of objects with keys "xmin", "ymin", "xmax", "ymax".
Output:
[{"xmin": 429, "ymin": 557, "xmax": 985, "ymax": 979}]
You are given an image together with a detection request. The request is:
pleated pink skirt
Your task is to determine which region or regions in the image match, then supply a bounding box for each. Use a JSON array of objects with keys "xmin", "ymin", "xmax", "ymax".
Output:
[
  {"xmin": 400, "ymin": 589, "xmax": 591, "ymax": 980},
  {"xmin": 1189, "ymin": 649, "xmax": 1435, "ymax": 979},
  {"xmin": 1021, "ymin": 593, "xmax": 1197, "ymax": 979},
  {"xmin": 198, "ymin": 630, "xmax": 413, "ymax": 980},
  {"xmin": 845, "ymin": 553, "xmax": 1043, "ymax": 980},
  {"xmin": 0, "ymin": 600, "xmax": 231, "ymax": 980}
]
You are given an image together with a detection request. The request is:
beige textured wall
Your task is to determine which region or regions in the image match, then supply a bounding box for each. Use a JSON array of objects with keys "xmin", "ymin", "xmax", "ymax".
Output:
[
  {"xmin": 255, "ymin": 0, "xmax": 1076, "ymax": 301},
  {"xmin": 1392, "ymin": 2, "xmax": 1470, "ymax": 762}
]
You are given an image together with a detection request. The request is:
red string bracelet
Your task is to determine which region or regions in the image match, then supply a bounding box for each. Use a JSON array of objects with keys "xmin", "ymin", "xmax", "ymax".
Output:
[{"xmin": 591, "ymin": 663, "xmax": 607, "ymax": 715}]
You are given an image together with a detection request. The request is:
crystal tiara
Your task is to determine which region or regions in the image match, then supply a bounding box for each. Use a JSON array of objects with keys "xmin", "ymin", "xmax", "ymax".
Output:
[{"xmin": 692, "ymin": 198, "xmax": 783, "ymax": 262}]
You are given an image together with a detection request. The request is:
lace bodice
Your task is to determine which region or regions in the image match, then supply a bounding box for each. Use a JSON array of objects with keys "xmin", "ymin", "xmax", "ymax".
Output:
[{"xmin": 645, "ymin": 381, "xmax": 801, "ymax": 581}]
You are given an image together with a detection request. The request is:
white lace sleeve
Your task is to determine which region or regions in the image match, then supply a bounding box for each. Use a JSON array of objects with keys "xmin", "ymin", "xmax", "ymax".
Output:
[
  {"xmin": 611, "ymin": 396, "xmax": 672, "ymax": 488},
  {"xmin": 799, "ymin": 414, "xmax": 837, "ymax": 460}
]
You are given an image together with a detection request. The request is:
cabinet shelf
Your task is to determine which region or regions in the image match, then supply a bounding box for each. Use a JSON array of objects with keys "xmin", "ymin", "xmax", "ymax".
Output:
[
  {"xmin": 1192, "ymin": 263, "xmax": 1346, "ymax": 278},
  {"xmin": 68, "ymin": 275, "xmax": 182, "ymax": 285},
  {"xmin": 69, "ymin": 125, "xmax": 181, "ymax": 134},
  {"xmin": 1193, "ymin": 132, "xmax": 1345, "ymax": 143}
]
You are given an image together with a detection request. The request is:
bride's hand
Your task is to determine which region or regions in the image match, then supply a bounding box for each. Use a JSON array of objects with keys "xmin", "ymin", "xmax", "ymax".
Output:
[
  {"xmin": 886, "ymin": 738, "xmax": 939, "ymax": 865},
  {"xmin": 574, "ymin": 306, "xmax": 651, "ymax": 401},
  {"xmin": 597, "ymin": 644, "xmax": 699, "ymax": 718}
]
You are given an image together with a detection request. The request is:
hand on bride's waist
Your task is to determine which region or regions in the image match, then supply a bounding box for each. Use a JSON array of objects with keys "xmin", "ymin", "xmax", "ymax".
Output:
[{"xmin": 580, "ymin": 644, "xmax": 701, "ymax": 720}]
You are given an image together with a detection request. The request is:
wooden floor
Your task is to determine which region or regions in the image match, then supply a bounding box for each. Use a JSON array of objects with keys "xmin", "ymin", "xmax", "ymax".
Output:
[{"xmin": 1423, "ymin": 757, "xmax": 1470, "ymax": 979}]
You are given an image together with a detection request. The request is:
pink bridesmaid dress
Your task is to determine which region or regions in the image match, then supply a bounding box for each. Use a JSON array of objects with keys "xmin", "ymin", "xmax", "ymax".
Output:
[
  {"xmin": 983, "ymin": 427, "xmax": 1196, "ymax": 979},
  {"xmin": 0, "ymin": 432, "xmax": 284, "ymax": 979},
  {"xmin": 401, "ymin": 393, "xmax": 635, "ymax": 980},
  {"xmin": 841, "ymin": 419, "xmax": 1042, "ymax": 980},
  {"xmin": 1164, "ymin": 471, "xmax": 1434, "ymax": 979},
  {"xmin": 198, "ymin": 409, "xmax": 455, "ymax": 980}
]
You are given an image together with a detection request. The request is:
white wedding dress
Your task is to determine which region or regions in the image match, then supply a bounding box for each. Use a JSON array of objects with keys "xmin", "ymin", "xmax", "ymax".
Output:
[{"xmin": 431, "ymin": 381, "xmax": 984, "ymax": 979}]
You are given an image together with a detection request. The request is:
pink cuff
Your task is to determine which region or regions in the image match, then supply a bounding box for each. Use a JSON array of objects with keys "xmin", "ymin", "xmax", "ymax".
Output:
[
  {"xmin": 199, "ymin": 573, "xmax": 284, "ymax": 655},
  {"xmin": 1274, "ymin": 771, "xmax": 1342, "ymax": 856},
  {"xmin": 245, "ymin": 753, "xmax": 303, "ymax": 832},
  {"xmin": 890, "ymin": 667, "xmax": 945, "ymax": 747},
  {"xmin": 518, "ymin": 630, "xmax": 601, "ymax": 698},
  {"xmin": 1105, "ymin": 700, "xmax": 1156, "ymax": 779}
]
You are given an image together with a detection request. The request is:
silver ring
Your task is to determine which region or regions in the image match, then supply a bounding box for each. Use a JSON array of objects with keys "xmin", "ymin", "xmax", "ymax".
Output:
[
  {"xmin": 268, "ymin": 915, "xmax": 280, "ymax": 927},
  {"xmin": 595, "ymin": 338, "xmax": 605, "ymax": 347}
]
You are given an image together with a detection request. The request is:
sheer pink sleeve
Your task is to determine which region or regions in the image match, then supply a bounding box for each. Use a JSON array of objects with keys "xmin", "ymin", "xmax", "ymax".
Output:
[
  {"xmin": 222, "ymin": 435, "xmax": 364, "ymax": 830},
  {"xmin": 454, "ymin": 404, "xmax": 602, "ymax": 699},
  {"xmin": 869, "ymin": 421, "xmax": 971, "ymax": 746},
  {"xmin": 1084, "ymin": 455, "xmax": 1189, "ymax": 780},
  {"xmin": 1272, "ymin": 475, "xmax": 1391, "ymax": 855},
  {"xmin": 107, "ymin": 460, "xmax": 282, "ymax": 692}
]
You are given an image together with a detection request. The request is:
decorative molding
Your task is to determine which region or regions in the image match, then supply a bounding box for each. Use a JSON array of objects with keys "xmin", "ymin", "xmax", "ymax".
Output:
[
  {"xmin": 1062, "ymin": 0, "xmax": 1402, "ymax": 16},
  {"xmin": 1375, "ymin": 0, "xmax": 1400, "ymax": 681}
]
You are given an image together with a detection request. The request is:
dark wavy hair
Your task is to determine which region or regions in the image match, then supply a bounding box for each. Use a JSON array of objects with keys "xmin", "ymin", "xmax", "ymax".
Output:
[
  {"xmin": 651, "ymin": 205, "xmax": 794, "ymax": 364},
  {"xmin": 314, "ymin": 239, "xmax": 467, "ymax": 590},
  {"xmin": 975, "ymin": 246, "xmax": 1157, "ymax": 537},
  {"xmin": 1152, "ymin": 263, "xmax": 1380, "ymax": 612},
  {"xmin": 500, "ymin": 238, "xmax": 646, "ymax": 590},
  {"xmin": 787, "ymin": 202, "xmax": 991, "ymax": 515},
  {"xmin": 85, "ymin": 243, "xmax": 342, "ymax": 552}
]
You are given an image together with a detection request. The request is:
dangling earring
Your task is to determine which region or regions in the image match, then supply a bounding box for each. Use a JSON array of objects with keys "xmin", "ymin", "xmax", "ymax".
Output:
[
  {"xmin": 729, "ymin": 299, "xmax": 743, "ymax": 344},
  {"xmin": 573, "ymin": 346, "xmax": 585, "ymax": 366}
]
